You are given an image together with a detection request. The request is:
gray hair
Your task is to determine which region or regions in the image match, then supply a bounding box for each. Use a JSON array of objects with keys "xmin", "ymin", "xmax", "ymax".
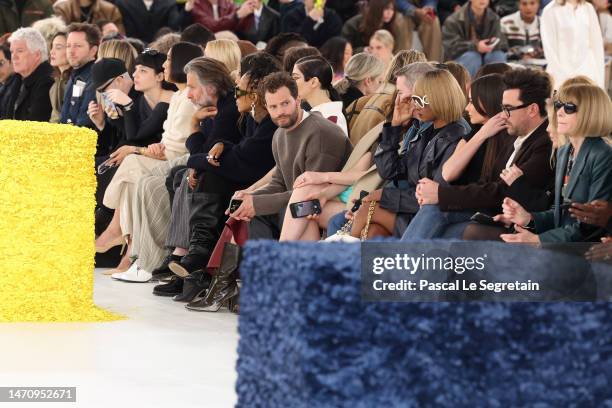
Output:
[
  {"xmin": 8, "ymin": 27, "xmax": 49, "ymax": 62},
  {"xmin": 395, "ymin": 62, "xmax": 436, "ymax": 89}
]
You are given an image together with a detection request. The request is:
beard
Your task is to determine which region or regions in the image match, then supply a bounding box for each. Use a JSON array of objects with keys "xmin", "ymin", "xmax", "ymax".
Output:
[{"xmin": 273, "ymin": 109, "xmax": 299, "ymax": 129}]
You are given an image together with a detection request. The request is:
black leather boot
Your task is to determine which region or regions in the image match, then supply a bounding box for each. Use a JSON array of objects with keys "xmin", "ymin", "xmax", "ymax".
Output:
[
  {"xmin": 185, "ymin": 243, "xmax": 241, "ymax": 312},
  {"xmin": 173, "ymin": 270, "xmax": 212, "ymax": 302},
  {"xmin": 151, "ymin": 254, "xmax": 182, "ymax": 282},
  {"xmin": 153, "ymin": 276, "xmax": 183, "ymax": 297},
  {"xmin": 168, "ymin": 192, "xmax": 228, "ymax": 278}
]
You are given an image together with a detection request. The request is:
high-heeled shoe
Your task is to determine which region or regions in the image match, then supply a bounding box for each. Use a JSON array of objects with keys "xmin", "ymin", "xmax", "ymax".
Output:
[
  {"xmin": 95, "ymin": 236, "xmax": 126, "ymax": 254},
  {"xmin": 185, "ymin": 244, "xmax": 240, "ymax": 312},
  {"xmin": 173, "ymin": 270, "xmax": 211, "ymax": 302}
]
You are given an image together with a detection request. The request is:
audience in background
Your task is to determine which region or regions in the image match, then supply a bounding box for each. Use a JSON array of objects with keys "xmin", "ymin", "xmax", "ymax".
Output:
[
  {"xmin": 114, "ymin": 0, "xmax": 181, "ymax": 43},
  {"xmin": 53, "ymin": 0, "xmax": 125, "ymax": 35},
  {"xmin": 320, "ymin": 37, "xmax": 352, "ymax": 83},
  {"xmin": 443, "ymin": 0, "xmax": 508, "ymax": 77},
  {"xmin": 541, "ymin": 0, "xmax": 605, "ymax": 88},
  {"xmin": 282, "ymin": 0, "xmax": 343, "ymax": 47},
  {"xmin": 367, "ymin": 29, "xmax": 395, "ymax": 69},
  {"xmin": 184, "ymin": 0, "xmax": 253, "ymax": 34},
  {"xmin": 238, "ymin": 0, "xmax": 280, "ymax": 45},
  {"xmin": 501, "ymin": 0, "xmax": 543, "ymax": 61},
  {"xmin": 0, "ymin": 0, "xmax": 53, "ymax": 36},
  {"xmin": 336, "ymin": 52, "xmax": 386, "ymax": 110}
]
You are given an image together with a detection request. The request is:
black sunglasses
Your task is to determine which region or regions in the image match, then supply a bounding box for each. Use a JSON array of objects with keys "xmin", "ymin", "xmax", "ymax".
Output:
[
  {"xmin": 234, "ymin": 86, "xmax": 251, "ymax": 99},
  {"xmin": 502, "ymin": 103, "xmax": 530, "ymax": 116},
  {"xmin": 553, "ymin": 100, "xmax": 578, "ymax": 114}
]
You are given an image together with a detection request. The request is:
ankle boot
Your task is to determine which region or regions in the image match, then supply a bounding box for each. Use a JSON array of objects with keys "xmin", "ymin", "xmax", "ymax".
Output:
[
  {"xmin": 173, "ymin": 270, "xmax": 211, "ymax": 302},
  {"xmin": 153, "ymin": 276, "xmax": 184, "ymax": 297},
  {"xmin": 185, "ymin": 243, "xmax": 241, "ymax": 312},
  {"xmin": 151, "ymin": 254, "xmax": 182, "ymax": 281},
  {"xmin": 168, "ymin": 192, "xmax": 228, "ymax": 278}
]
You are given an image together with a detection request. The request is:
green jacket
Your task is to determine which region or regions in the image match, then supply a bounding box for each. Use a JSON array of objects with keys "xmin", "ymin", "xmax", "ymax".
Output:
[
  {"xmin": 534, "ymin": 137, "xmax": 612, "ymax": 243},
  {"xmin": 0, "ymin": 0, "xmax": 53, "ymax": 36}
]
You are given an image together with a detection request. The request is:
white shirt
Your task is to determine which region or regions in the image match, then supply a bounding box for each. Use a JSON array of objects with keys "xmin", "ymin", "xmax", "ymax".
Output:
[
  {"xmin": 505, "ymin": 125, "xmax": 539, "ymax": 169},
  {"xmin": 212, "ymin": 4, "xmax": 219, "ymax": 20},
  {"xmin": 541, "ymin": 1, "xmax": 605, "ymax": 88},
  {"xmin": 143, "ymin": 0, "xmax": 153, "ymax": 10},
  {"xmin": 310, "ymin": 101, "xmax": 348, "ymax": 136}
]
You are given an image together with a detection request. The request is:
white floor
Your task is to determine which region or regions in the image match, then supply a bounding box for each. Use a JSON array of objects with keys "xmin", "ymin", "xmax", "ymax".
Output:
[{"xmin": 0, "ymin": 269, "xmax": 239, "ymax": 408}]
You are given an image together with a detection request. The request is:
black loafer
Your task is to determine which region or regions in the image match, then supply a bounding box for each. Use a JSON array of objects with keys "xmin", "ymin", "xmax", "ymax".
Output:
[{"xmin": 151, "ymin": 254, "xmax": 182, "ymax": 281}]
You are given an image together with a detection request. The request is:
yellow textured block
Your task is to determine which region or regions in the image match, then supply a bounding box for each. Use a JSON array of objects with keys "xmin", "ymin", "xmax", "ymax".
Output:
[{"xmin": 0, "ymin": 120, "xmax": 122, "ymax": 322}]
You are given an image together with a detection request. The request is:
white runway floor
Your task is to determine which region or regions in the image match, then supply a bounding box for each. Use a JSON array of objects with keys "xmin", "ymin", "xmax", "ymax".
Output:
[{"xmin": 0, "ymin": 269, "xmax": 239, "ymax": 408}]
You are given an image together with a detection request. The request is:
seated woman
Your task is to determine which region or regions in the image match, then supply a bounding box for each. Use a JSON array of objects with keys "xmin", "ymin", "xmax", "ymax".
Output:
[
  {"xmin": 367, "ymin": 29, "xmax": 394, "ymax": 69},
  {"xmin": 152, "ymin": 53, "xmax": 281, "ymax": 295},
  {"xmin": 346, "ymin": 49, "xmax": 426, "ymax": 146},
  {"xmin": 350, "ymin": 68, "xmax": 470, "ymax": 239},
  {"xmin": 335, "ymin": 52, "xmax": 386, "ymax": 111},
  {"xmin": 203, "ymin": 39, "xmax": 241, "ymax": 79},
  {"xmin": 96, "ymin": 43, "xmax": 201, "ymax": 273},
  {"xmin": 399, "ymin": 74, "xmax": 512, "ymax": 241},
  {"xmin": 495, "ymin": 83, "xmax": 612, "ymax": 244},
  {"xmin": 291, "ymin": 55, "xmax": 348, "ymax": 136}
]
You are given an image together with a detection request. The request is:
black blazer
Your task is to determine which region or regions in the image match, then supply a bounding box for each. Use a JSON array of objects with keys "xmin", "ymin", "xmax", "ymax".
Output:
[
  {"xmin": 438, "ymin": 119, "xmax": 554, "ymax": 213},
  {"xmin": 114, "ymin": 0, "xmax": 181, "ymax": 43},
  {"xmin": 240, "ymin": 5, "xmax": 280, "ymax": 44},
  {"xmin": 0, "ymin": 61, "xmax": 53, "ymax": 121}
]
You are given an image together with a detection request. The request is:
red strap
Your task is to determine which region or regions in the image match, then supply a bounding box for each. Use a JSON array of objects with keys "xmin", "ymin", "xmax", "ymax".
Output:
[{"xmin": 206, "ymin": 218, "xmax": 247, "ymax": 272}]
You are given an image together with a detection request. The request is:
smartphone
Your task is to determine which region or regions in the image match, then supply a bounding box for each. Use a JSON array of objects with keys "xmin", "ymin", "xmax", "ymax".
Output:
[
  {"xmin": 485, "ymin": 37, "xmax": 500, "ymax": 48},
  {"xmin": 289, "ymin": 199, "xmax": 322, "ymax": 218},
  {"xmin": 97, "ymin": 160, "xmax": 116, "ymax": 175},
  {"xmin": 470, "ymin": 212, "xmax": 506, "ymax": 227},
  {"xmin": 350, "ymin": 190, "xmax": 370, "ymax": 213},
  {"xmin": 228, "ymin": 199, "xmax": 243, "ymax": 213}
]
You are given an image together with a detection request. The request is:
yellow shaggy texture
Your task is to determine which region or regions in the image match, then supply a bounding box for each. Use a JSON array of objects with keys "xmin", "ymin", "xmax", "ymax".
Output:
[{"xmin": 0, "ymin": 120, "xmax": 122, "ymax": 322}]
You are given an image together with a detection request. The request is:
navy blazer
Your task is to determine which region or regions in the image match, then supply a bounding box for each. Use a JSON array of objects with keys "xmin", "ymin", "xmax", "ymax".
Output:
[{"xmin": 534, "ymin": 137, "xmax": 612, "ymax": 242}]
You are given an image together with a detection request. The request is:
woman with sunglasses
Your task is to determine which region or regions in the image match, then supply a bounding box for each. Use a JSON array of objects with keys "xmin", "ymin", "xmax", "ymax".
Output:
[
  {"xmin": 95, "ymin": 45, "xmax": 202, "ymax": 276},
  {"xmin": 349, "ymin": 69, "xmax": 469, "ymax": 239},
  {"xmin": 495, "ymin": 83, "xmax": 612, "ymax": 244},
  {"xmin": 292, "ymin": 55, "xmax": 348, "ymax": 136}
]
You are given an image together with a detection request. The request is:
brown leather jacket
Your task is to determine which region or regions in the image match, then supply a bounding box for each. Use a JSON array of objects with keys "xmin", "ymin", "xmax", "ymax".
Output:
[{"xmin": 53, "ymin": 0, "xmax": 124, "ymax": 34}]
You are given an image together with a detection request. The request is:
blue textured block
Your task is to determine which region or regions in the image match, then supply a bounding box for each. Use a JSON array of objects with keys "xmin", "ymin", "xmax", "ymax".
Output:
[{"xmin": 236, "ymin": 241, "xmax": 612, "ymax": 407}]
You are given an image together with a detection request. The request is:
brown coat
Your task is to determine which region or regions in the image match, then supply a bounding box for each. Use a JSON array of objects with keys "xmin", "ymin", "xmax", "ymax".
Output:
[
  {"xmin": 346, "ymin": 83, "xmax": 396, "ymax": 146},
  {"xmin": 53, "ymin": 0, "xmax": 124, "ymax": 34}
]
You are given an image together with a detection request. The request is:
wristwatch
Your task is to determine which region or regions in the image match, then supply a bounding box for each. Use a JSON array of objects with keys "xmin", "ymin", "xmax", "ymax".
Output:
[{"xmin": 133, "ymin": 147, "xmax": 145, "ymax": 155}]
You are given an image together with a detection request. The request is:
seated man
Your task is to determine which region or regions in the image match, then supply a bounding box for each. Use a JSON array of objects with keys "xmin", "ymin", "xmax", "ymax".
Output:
[
  {"xmin": 229, "ymin": 71, "xmax": 353, "ymax": 241},
  {"xmin": 442, "ymin": 0, "xmax": 508, "ymax": 77},
  {"xmin": 0, "ymin": 27, "xmax": 53, "ymax": 121},
  {"xmin": 500, "ymin": 0, "xmax": 544, "ymax": 61},
  {"xmin": 60, "ymin": 23, "xmax": 100, "ymax": 128}
]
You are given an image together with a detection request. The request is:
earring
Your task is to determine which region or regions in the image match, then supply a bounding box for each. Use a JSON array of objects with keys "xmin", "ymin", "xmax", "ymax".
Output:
[{"xmin": 250, "ymin": 101, "xmax": 256, "ymax": 117}]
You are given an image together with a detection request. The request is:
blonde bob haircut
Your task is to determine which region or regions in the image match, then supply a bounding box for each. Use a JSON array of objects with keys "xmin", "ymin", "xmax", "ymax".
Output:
[
  {"xmin": 547, "ymin": 76, "xmax": 597, "ymax": 145},
  {"xmin": 556, "ymin": 83, "xmax": 612, "ymax": 139},
  {"xmin": 413, "ymin": 69, "xmax": 466, "ymax": 123},
  {"xmin": 97, "ymin": 39, "xmax": 138, "ymax": 74},
  {"xmin": 204, "ymin": 39, "xmax": 241, "ymax": 80}
]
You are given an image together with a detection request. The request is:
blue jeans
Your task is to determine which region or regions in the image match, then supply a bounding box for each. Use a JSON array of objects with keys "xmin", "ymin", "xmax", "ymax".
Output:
[
  {"xmin": 401, "ymin": 204, "xmax": 473, "ymax": 241},
  {"xmin": 455, "ymin": 50, "xmax": 507, "ymax": 78},
  {"xmin": 326, "ymin": 210, "xmax": 348, "ymax": 236}
]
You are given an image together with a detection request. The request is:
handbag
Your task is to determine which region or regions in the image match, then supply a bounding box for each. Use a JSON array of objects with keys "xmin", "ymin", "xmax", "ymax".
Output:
[{"xmin": 324, "ymin": 200, "xmax": 377, "ymax": 242}]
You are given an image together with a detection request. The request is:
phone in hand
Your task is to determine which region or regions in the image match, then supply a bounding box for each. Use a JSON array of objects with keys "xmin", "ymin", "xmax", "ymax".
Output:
[
  {"xmin": 289, "ymin": 199, "xmax": 322, "ymax": 218},
  {"xmin": 228, "ymin": 199, "xmax": 243, "ymax": 213},
  {"xmin": 470, "ymin": 212, "xmax": 506, "ymax": 227},
  {"xmin": 350, "ymin": 190, "xmax": 370, "ymax": 213},
  {"xmin": 485, "ymin": 37, "xmax": 500, "ymax": 48}
]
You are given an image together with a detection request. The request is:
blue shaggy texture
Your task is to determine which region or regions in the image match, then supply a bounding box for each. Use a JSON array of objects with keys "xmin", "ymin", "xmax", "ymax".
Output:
[{"xmin": 236, "ymin": 241, "xmax": 612, "ymax": 408}]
